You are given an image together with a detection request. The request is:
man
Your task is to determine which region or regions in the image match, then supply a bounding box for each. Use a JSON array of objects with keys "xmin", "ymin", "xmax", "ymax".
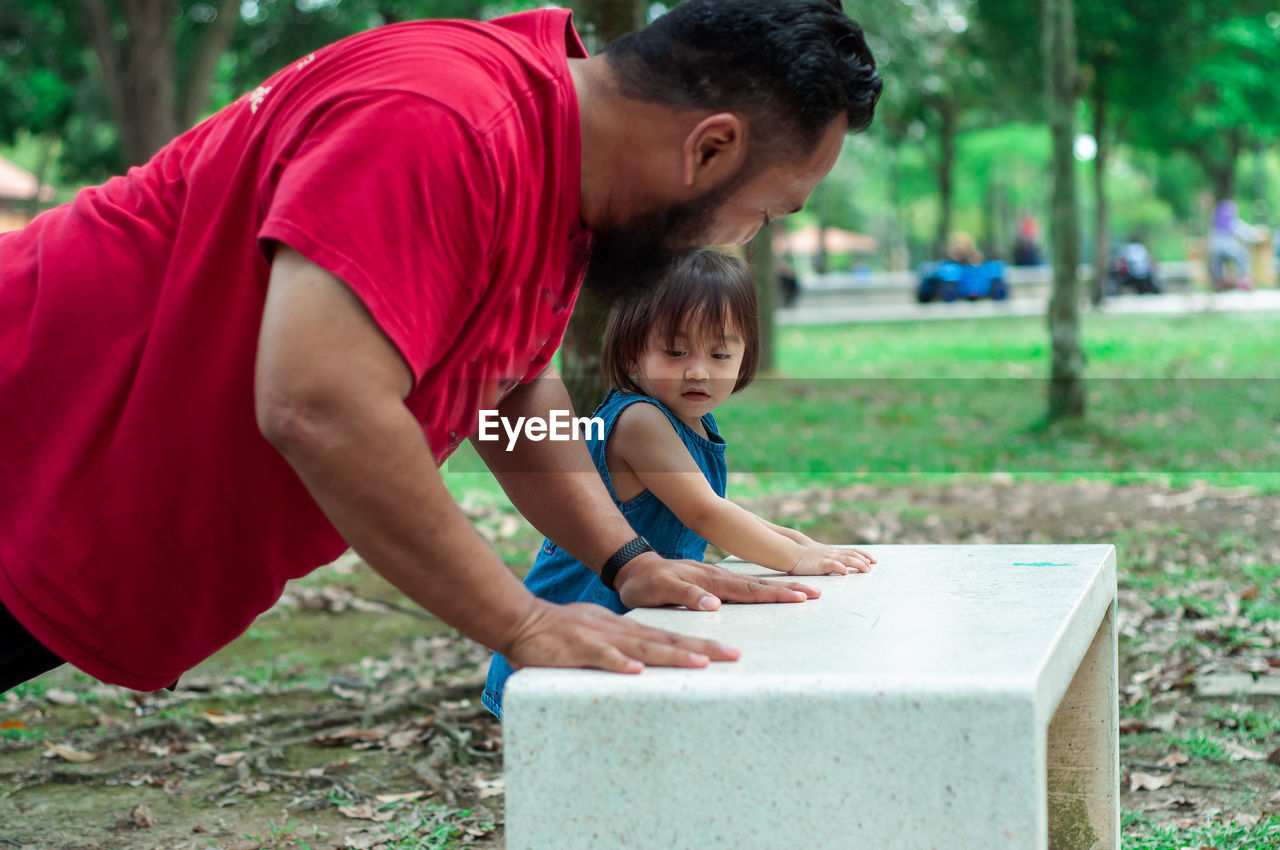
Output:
[{"xmin": 0, "ymin": 0, "xmax": 881, "ymax": 693}]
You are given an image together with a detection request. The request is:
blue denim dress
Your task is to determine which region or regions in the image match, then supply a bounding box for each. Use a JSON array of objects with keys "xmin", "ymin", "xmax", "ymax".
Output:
[{"xmin": 482, "ymin": 389, "xmax": 727, "ymax": 719}]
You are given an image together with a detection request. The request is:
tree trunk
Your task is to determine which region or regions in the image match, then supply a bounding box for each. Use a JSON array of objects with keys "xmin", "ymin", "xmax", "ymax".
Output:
[
  {"xmin": 753, "ymin": 227, "xmax": 778, "ymax": 375},
  {"xmin": 1090, "ymin": 73, "xmax": 1108, "ymax": 305},
  {"xmin": 560, "ymin": 0, "xmax": 647, "ymax": 416},
  {"xmin": 1194, "ymin": 131, "xmax": 1242, "ymax": 205},
  {"xmin": 1043, "ymin": 0, "xmax": 1084, "ymax": 421},
  {"xmin": 889, "ymin": 146, "xmax": 910, "ymax": 271},
  {"xmin": 81, "ymin": 0, "xmax": 181, "ymax": 165},
  {"xmin": 1252, "ymin": 139, "xmax": 1268, "ymax": 224},
  {"xmin": 934, "ymin": 99, "xmax": 956, "ymax": 259},
  {"xmin": 181, "ymin": 0, "xmax": 241, "ymax": 128},
  {"xmin": 25, "ymin": 135, "xmax": 57, "ymax": 219},
  {"xmin": 78, "ymin": 0, "xmax": 133, "ymax": 158},
  {"xmin": 121, "ymin": 0, "xmax": 180, "ymax": 163}
]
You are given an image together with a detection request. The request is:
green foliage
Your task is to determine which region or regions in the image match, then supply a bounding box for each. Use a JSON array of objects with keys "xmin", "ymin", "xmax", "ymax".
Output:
[
  {"xmin": 0, "ymin": 1, "xmax": 81, "ymax": 141},
  {"xmin": 5, "ymin": 0, "xmax": 1276, "ymax": 263}
]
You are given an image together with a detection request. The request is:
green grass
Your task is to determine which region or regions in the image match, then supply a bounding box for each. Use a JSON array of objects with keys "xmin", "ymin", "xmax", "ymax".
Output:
[
  {"xmin": 445, "ymin": 311, "xmax": 1280, "ymax": 498},
  {"xmin": 726, "ymin": 312, "xmax": 1280, "ymax": 485},
  {"xmin": 774, "ymin": 312, "xmax": 1279, "ymax": 380},
  {"xmin": 1122, "ymin": 812, "xmax": 1280, "ymax": 849}
]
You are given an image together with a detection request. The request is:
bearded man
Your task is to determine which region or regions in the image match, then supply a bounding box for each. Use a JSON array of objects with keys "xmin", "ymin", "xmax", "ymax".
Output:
[{"xmin": 0, "ymin": 0, "xmax": 881, "ymax": 693}]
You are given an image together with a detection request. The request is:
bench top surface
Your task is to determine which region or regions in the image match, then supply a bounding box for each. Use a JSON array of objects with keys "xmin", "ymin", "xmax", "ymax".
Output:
[{"xmin": 509, "ymin": 544, "xmax": 1115, "ymax": 700}]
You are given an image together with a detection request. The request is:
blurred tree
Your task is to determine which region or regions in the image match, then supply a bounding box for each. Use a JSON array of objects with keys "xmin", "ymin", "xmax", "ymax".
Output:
[
  {"xmin": 1043, "ymin": 0, "xmax": 1085, "ymax": 421},
  {"xmin": 2, "ymin": 0, "xmax": 492, "ymax": 176},
  {"xmin": 0, "ymin": 1, "xmax": 101, "ymax": 185},
  {"xmin": 977, "ymin": 1, "xmax": 1279, "ymax": 291},
  {"xmin": 1129, "ymin": 9, "xmax": 1280, "ymax": 206},
  {"xmin": 885, "ymin": 1, "xmax": 992, "ymax": 260},
  {"xmin": 976, "ymin": 0, "xmax": 1191, "ymax": 301},
  {"xmin": 753, "ymin": 226, "xmax": 778, "ymax": 374}
]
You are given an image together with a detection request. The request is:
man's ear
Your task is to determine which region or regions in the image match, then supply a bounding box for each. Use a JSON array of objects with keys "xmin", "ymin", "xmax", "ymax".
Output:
[{"xmin": 681, "ymin": 113, "xmax": 745, "ymax": 188}]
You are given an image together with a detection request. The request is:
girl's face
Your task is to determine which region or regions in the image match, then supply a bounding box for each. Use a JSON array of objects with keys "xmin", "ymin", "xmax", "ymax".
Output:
[{"xmin": 632, "ymin": 315, "xmax": 746, "ymax": 430}]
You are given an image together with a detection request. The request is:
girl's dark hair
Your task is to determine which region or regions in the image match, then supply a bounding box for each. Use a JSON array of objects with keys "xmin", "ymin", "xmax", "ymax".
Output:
[
  {"xmin": 602, "ymin": 249, "xmax": 761, "ymax": 396},
  {"xmin": 604, "ymin": 0, "xmax": 882, "ymax": 158}
]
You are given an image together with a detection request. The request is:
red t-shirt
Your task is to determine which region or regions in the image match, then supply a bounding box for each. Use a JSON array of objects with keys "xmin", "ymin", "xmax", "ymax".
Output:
[{"xmin": 0, "ymin": 10, "xmax": 591, "ymax": 690}]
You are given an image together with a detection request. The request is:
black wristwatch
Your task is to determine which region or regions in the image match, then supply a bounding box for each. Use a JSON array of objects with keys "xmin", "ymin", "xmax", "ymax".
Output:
[{"xmin": 599, "ymin": 535, "xmax": 654, "ymax": 591}]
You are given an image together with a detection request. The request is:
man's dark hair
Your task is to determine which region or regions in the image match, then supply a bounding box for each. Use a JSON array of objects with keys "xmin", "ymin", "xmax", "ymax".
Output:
[{"xmin": 604, "ymin": 0, "xmax": 882, "ymax": 158}]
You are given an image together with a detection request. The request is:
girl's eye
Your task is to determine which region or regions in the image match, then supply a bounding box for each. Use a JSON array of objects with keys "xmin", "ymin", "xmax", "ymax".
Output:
[
  {"xmin": 665, "ymin": 349, "xmax": 686, "ymax": 358},
  {"xmin": 712, "ymin": 353, "xmax": 732, "ymax": 360}
]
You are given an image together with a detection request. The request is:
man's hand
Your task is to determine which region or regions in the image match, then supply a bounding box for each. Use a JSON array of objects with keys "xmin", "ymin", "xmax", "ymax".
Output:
[
  {"xmin": 503, "ymin": 599, "xmax": 740, "ymax": 674},
  {"xmin": 613, "ymin": 551, "xmax": 820, "ymax": 611}
]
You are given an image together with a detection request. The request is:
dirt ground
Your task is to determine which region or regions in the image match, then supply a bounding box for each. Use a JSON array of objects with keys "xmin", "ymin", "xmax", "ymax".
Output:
[{"xmin": 3, "ymin": 478, "xmax": 1278, "ymax": 849}]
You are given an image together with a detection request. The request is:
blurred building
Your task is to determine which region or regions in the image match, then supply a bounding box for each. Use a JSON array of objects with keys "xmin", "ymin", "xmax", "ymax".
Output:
[{"xmin": 0, "ymin": 155, "xmax": 54, "ymax": 232}]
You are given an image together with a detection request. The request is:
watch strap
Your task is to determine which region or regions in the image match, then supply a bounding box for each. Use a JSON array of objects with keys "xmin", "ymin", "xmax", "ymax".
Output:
[{"xmin": 599, "ymin": 535, "xmax": 654, "ymax": 591}]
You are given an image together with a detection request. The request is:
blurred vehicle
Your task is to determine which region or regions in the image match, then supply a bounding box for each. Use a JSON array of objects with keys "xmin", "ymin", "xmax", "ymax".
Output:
[
  {"xmin": 916, "ymin": 259, "xmax": 1008, "ymax": 303},
  {"xmin": 1106, "ymin": 239, "xmax": 1161, "ymax": 295}
]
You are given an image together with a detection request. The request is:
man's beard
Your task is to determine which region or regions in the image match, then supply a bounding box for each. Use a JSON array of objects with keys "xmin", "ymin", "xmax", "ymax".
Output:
[{"xmin": 582, "ymin": 173, "xmax": 741, "ymax": 307}]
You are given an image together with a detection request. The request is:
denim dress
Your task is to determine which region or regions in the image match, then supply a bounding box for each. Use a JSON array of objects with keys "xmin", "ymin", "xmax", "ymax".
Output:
[{"xmin": 482, "ymin": 389, "xmax": 727, "ymax": 719}]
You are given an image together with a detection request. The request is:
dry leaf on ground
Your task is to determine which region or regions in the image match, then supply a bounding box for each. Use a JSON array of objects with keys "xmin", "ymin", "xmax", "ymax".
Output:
[
  {"xmin": 339, "ymin": 803, "xmax": 395, "ymax": 822},
  {"xmin": 1224, "ymin": 741, "xmax": 1266, "ymax": 761},
  {"xmin": 1130, "ymin": 771, "xmax": 1177, "ymax": 791},
  {"xmin": 43, "ymin": 742, "xmax": 96, "ymax": 762}
]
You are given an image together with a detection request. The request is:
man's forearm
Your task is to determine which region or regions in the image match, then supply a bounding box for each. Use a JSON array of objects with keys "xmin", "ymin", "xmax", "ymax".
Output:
[
  {"xmin": 256, "ymin": 246, "xmax": 541, "ymax": 655},
  {"xmin": 472, "ymin": 371, "xmax": 637, "ymax": 573},
  {"xmin": 268, "ymin": 387, "xmax": 544, "ymax": 654}
]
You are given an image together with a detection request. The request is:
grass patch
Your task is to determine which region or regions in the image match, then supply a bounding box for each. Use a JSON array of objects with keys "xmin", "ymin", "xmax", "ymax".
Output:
[
  {"xmin": 445, "ymin": 311, "xmax": 1280, "ymax": 494},
  {"xmin": 1121, "ymin": 812, "xmax": 1280, "ymax": 849}
]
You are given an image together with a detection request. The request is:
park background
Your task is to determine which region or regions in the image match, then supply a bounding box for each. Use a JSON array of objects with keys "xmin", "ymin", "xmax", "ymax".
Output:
[{"xmin": 2, "ymin": 1, "xmax": 1279, "ymax": 849}]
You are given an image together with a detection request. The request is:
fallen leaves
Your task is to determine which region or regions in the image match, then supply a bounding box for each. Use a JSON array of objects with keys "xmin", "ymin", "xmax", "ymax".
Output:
[
  {"xmin": 43, "ymin": 741, "xmax": 96, "ymax": 763},
  {"xmin": 129, "ymin": 803, "xmax": 157, "ymax": 828},
  {"xmin": 44, "ymin": 689, "xmax": 78, "ymax": 706},
  {"xmin": 374, "ymin": 791, "xmax": 428, "ymax": 805},
  {"xmin": 339, "ymin": 802, "xmax": 395, "ymax": 822},
  {"xmin": 200, "ymin": 709, "xmax": 249, "ymax": 726},
  {"xmin": 311, "ymin": 719, "xmax": 431, "ymax": 752},
  {"xmin": 1222, "ymin": 741, "xmax": 1267, "ymax": 762},
  {"xmin": 1130, "ymin": 771, "xmax": 1176, "ymax": 792}
]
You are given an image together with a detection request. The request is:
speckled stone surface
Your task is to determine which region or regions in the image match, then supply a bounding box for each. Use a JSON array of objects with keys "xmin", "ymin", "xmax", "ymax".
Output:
[{"xmin": 504, "ymin": 545, "xmax": 1119, "ymax": 850}]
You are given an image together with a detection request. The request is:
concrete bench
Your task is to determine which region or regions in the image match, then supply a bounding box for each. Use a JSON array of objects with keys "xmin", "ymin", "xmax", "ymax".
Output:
[{"xmin": 503, "ymin": 544, "xmax": 1119, "ymax": 850}]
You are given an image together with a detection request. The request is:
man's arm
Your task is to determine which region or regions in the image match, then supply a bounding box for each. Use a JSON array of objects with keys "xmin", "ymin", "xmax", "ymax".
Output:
[
  {"xmin": 473, "ymin": 373, "xmax": 823, "ymax": 605},
  {"xmin": 254, "ymin": 246, "xmax": 734, "ymax": 672}
]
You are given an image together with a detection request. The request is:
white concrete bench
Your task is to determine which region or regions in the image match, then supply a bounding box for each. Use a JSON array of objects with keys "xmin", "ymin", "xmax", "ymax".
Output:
[{"xmin": 503, "ymin": 544, "xmax": 1119, "ymax": 850}]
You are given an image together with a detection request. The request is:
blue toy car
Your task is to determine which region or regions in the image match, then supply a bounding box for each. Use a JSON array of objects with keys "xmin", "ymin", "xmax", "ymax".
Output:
[{"xmin": 916, "ymin": 260, "xmax": 1009, "ymax": 302}]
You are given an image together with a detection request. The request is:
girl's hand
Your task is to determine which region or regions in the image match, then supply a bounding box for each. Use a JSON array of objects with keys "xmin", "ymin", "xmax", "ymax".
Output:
[{"xmin": 789, "ymin": 544, "xmax": 875, "ymax": 576}]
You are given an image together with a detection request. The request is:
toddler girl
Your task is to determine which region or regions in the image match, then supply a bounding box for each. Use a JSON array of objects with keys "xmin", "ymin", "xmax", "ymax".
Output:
[{"xmin": 483, "ymin": 249, "xmax": 873, "ymax": 719}]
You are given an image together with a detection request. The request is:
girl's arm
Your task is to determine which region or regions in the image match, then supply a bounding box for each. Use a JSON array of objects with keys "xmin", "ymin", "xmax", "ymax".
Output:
[
  {"xmin": 750, "ymin": 514, "xmax": 876, "ymax": 567},
  {"xmin": 607, "ymin": 404, "xmax": 871, "ymax": 576}
]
